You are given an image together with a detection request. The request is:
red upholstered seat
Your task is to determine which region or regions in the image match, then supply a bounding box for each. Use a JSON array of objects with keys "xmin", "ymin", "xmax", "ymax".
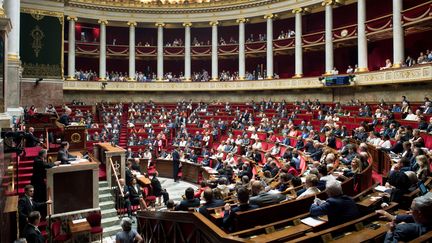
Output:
[
  {"xmin": 51, "ymin": 221, "xmax": 70, "ymax": 242},
  {"xmin": 90, "ymin": 226, "xmax": 103, "ymax": 234},
  {"xmin": 86, "ymin": 212, "xmax": 103, "ymax": 242}
]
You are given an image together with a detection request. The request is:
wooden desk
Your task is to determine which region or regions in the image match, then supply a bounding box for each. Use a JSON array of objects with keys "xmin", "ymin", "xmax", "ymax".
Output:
[
  {"xmin": 155, "ymin": 159, "xmax": 202, "ymax": 184},
  {"xmin": 356, "ymin": 192, "xmax": 382, "ymax": 208},
  {"xmin": 69, "ymin": 220, "xmax": 91, "ymax": 243},
  {"xmin": 94, "ymin": 142, "xmax": 126, "ymax": 188},
  {"xmin": 137, "ymin": 175, "xmax": 151, "ymax": 186},
  {"xmin": 248, "ymin": 223, "xmax": 311, "ymax": 242},
  {"xmin": 3, "ymin": 196, "xmax": 18, "ymax": 241},
  {"xmin": 329, "ymin": 220, "xmax": 388, "ymax": 243}
]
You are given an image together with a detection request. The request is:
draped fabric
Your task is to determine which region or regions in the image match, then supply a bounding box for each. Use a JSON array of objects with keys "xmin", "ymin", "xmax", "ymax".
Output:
[{"xmin": 20, "ymin": 12, "xmax": 63, "ymax": 78}]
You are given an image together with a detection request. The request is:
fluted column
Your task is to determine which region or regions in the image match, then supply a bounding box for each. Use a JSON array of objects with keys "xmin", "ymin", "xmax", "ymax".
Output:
[
  {"xmin": 183, "ymin": 22, "xmax": 192, "ymax": 81},
  {"xmin": 67, "ymin": 16, "xmax": 77, "ymax": 80},
  {"xmin": 357, "ymin": 0, "xmax": 368, "ymax": 72},
  {"xmin": 293, "ymin": 8, "xmax": 304, "ymax": 78},
  {"xmin": 393, "ymin": 0, "xmax": 404, "ymax": 68},
  {"xmin": 264, "ymin": 14, "xmax": 275, "ymax": 79},
  {"xmin": 210, "ymin": 21, "xmax": 219, "ymax": 81},
  {"xmin": 5, "ymin": 0, "xmax": 19, "ymax": 60},
  {"xmin": 128, "ymin": 21, "xmax": 137, "ymax": 81},
  {"xmin": 156, "ymin": 23, "xmax": 165, "ymax": 81},
  {"xmin": 237, "ymin": 18, "xmax": 247, "ymax": 80},
  {"xmin": 98, "ymin": 19, "xmax": 108, "ymax": 80},
  {"xmin": 323, "ymin": 0, "xmax": 334, "ymax": 75}
]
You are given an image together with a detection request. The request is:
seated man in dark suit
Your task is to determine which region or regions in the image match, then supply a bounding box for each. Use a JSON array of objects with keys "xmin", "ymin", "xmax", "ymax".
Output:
[
  {"xmin": 250, "ymin": 181, "xmax": 286, "ymax": 207},
  {"xmin": 198, "ymin": 188, "xmax": 224, "ymax": 219},
  {"xmin": 18, "ymin": 185, "xmax": 50, "ymax": 236},
  {"xmin": 131, "ymin": 158, "xmax": 142, "ymax": 174},
  {"xmin": 223, "ymin": 186, "xmax": 259, "ymax": 232},
  {"xmin": 23, "ymin": 211, "xmax": 44, "ymax": 243},
  {"xmin": 310, "ymin": 181, "xmax": 359, "ymax": 227},
  {"xmin": 175, "ymin": 187, "xmax": 200, "ymax": 211},
  {"xmin": 151, "ymin": 172, "xmax": 170, "ymax": 205},
  {"xmin": 57, "ymin": 141, "xmax": 77, "ymax": 164},
  {"xmin": 118, "ymin": 179, "xmax": 133, "ymax": 220},
  {"xmin": 129, "ymin": 178, "xmax": 147, "ymax": 210},
  {"xmin": 384, "ymin": 195, "xmax": 432, "ymax": 242},
  {"xmin": 26, "ymin": 127, "xmax": 41, "ymax": 147},
  {"xmin": 58, "ymin": 107, "xmax": 72, "ymax": 126}
]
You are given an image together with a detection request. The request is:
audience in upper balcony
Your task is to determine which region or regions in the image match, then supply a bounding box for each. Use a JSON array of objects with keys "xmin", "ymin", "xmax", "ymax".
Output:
[
  {"xmin": 277, "ymin": 30, "xmax": 295, "ymax": 39},
  {"xmin": 380, "ymin": 59, "xmax": 393, "ymax": 70}
]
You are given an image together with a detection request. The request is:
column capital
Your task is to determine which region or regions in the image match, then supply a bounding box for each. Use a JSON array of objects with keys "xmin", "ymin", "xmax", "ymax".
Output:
[
  {"xmin": 155, "ymin": 22, "xmax": 165, "ymax": 27},
  {"xmin": 127, "ymin": 21, "xmax": 137, "ymax": 27},
  {"xmin": 209, "ymin": 21, "xmax": 219, "ymax": 26},
  {"xmin": 98, "ymin": 19, "xmax": 108, "ymax": 25},
  {"xmin": 322, "ymin": 0, "xmax": 336, "ymax": 6},
  {"xmin": 182, "ymin": 22, "xmax": 192, "ymax": 27},
  {"xmin": 264, "ymin": 13, "xmax": 277, "ymax": 19},
  {"xmin": 67, "ymin": 16, "xmax": 78, "ymax": 21},
  {"xmin": 236, "ymin": 18, "xmax": 248, "ymax": 24},
  {"xmin": 292, "ymin": 7, "xmax": 310, "ymax": 14}
]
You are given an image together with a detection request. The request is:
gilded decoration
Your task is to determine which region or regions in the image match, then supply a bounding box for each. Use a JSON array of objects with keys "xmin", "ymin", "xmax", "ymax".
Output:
[{"xmin": 31, "ymin": 25, "xmax": 45, "ymax": 58}]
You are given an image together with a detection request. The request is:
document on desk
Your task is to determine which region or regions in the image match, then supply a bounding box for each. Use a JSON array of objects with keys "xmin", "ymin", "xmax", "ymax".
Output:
[
  {"xmin": 72, "ymin": 218, "xmax": 87, "ymax": 224},
  {"xmin": 301, "ymin": 217, "xmax": 327, "ymax": 227},
  {"xmin": 374, "ymin": 185, "xmax": 388, "ymax": 192}
]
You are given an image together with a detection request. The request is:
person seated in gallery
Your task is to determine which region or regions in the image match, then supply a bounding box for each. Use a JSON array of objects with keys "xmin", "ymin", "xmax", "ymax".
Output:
[
  {"xmin": 175, "ymin": 187, "xmax": 200, "ymax": 211},
  {"xmin": 223, "ymin": 186, "xmax": 259, "ymax": 232},
  {"xmin": 309, "ymin": 181, "xmax": 360, "ymax": 227},
  {"xmin": 296, "ymin": 174, "xmax": 321, "ymax": 200},
  {"xmin": 380, "ymin": 59, "xmax": 393, "ymax": 70},
  {"xmin": 198, "ymin": 188, "xmax": 225, "ymax": 219},
  {"xmin": 57, "ymin": 141, "xmax": 77, "ymax": 164},
  {"xmin": 249, "ymin": 181, "xmax": 286, "ymax": 207},
  {"xmin": 129, "ymin": 178, "xmax": 148, "ymax": 211}
]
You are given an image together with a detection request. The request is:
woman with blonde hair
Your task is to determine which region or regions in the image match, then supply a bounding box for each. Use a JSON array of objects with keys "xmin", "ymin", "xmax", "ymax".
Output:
[{"xmin": 415, "ymin": 155, "xmax": 430, "ymax": 182}]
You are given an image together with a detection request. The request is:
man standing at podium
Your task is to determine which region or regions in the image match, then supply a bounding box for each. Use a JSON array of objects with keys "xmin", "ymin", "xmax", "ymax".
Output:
[
  {"xmin": 31, "ymin": 149, "xmax": 59, "ymax": 202},
  {"xmin": 172, "ymin": 148, "xmax": 180, "ymax": 182},
  {"xmin": 57, "ymin": 141, "xmax": 77, "ymax": 164}
]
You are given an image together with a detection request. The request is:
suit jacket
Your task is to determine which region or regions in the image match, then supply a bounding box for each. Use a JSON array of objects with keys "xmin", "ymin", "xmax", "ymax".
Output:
[
  {"xmin": 249, "ymin": 192, "xmax": 286, "ymax": 207},
  {"xmin": 223, "ymin": 204, "xmax": 259, "ymax": 232},
  {"xmin": 57, "ymin": 148, "xmax": 77, "ymax": 164},
  {"xmin": 310, "ymin": 195, "xmax": 360, "ymax": 227},
  {"xmin": 26, "ymin": 132, "xmax": 40, "ymax": 147},
  {"xmin": 129, "ymin": 184, "xmax": 143, "ymax": 200},
  {"xmin": 125, "ymin": 168, "xmax": 133, "ymax": 186},
  {"xmin": 384, "ymin": 222, "xmax": 432, "ymax": 243},
  {"xmin": 58, "ymin": 114, "xmax": 70, "ymax": 126},
  {"xmin": 31, "ymin": 156, "xmax": 53, "ymax": 185},
  {"xmin": 23, "ymin": 223, "xmax": 45, "ymax": 243},
  {"xmin": 172, "ymin": 150, "xmax": 180, "ymax": 162},
  {"xmin": 198, "ymin": 199, "xmax": 225, "ymax": 218},
  {"xmin": 18, "ymin": 196, "xmax": 44, "ymax": 228},
  {"xmin": 175, "ymin": 198, "xmax": 200, "ymax": 211}
]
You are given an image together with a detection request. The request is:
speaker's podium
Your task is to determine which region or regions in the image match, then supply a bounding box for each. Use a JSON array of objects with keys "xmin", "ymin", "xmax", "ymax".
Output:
[
  {"xmin": 64, "ymin": 125, "xmax": 87, "ymax": 150},
  {"xmin": 47, "ymin": 161, "xmax": 99, "ymax": 216}
]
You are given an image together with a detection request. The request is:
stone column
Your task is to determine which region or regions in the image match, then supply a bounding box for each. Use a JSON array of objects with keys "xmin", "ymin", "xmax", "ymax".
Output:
[
  {"xmin": 0, "ymin": 1, "xmax": 4, "ymax": 17},
  {"xmin": 293, "ymin": 8, "xmax": 304, "ymax": 78},
  {"xmin": 98, "ymin": 19, "xmax": 108, "ymax": 80},
  {"xmin": 236, "ymin": 18, "xmax": 247, "ymax": 80},
  {"xmin": 393, "ymin": 0, "xmax": 404, "ymax": 68},
  {"xmin": 324, "ymin": 0, "xmax": 334, "ymax": 75},
  {"xmin": 264, "ymin": 14, "xmax": 275, "ymax": 79},
  {"xmin": 357, "ymin": 0, "xmax": 368, "ymax": 72},
  {"xmin": 127, "ymin": 21, "xmax": 137, "ymax": 81},
  {"xmin": 210, "ymin": 21, "xmax": 219, "ymax": 81},
  {"xmin": 4, "ymin": 0, "xmax": 21, "ymax": 110},
  {"xmin": 183, "ymin": 22, "xmax": 192, "ymax": 81},
  {"xmin": 67, "ymin": 16, "xmax": 77, "ymax": 80},
  {"xmin": 156, "ymin": 23, "xmax": 165, "ymax": 81}
]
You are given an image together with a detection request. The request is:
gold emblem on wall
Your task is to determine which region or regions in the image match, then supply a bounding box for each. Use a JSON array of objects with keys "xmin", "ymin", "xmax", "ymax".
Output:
[
  {"xmin": 31, "ymin": 26, "xmax": 44, "ymax": 58},
  {"xmin": 71, "ymin": 133, "xmax": 82, "ymax": 143}
]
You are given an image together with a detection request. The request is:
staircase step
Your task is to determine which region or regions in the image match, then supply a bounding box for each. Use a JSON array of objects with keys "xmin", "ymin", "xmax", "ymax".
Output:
[
  {"xmin": 99, "ymin": 181, "xmax": 109, "ymax": 187},
  {"xmin": 99, "ymin": 186, "xmax": 111, "ymax": 195},
  {"xmin": 99, "ymin": 193, "xmax": 114, "ymax": 202},
  {"xmin": 101, "ymin": 208, "xmax": 118, "ymax": 218},
  {"xmin": 103, "ymin": 224, "xmax": 123, "ymax": 237},
  {"xmin": 99, "ymin": 200, "xmax": 115, "ymax": 210},
  {"xmin": 101, "ymin": 215, "xmax": 120, "ymax": 228}
]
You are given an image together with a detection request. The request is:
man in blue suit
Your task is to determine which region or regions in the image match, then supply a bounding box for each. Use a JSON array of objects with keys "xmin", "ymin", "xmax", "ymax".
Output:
[
  {"xmin": 172, "ymin": 148, "xmax": 180, "ymax": 182},
  {"xmin": 384, "ymin": 195, "xmax": 432, "ymax": 242},
  {"xmin": 310, "ymin": 181, "xmax": 360, "ymax": 227}
]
